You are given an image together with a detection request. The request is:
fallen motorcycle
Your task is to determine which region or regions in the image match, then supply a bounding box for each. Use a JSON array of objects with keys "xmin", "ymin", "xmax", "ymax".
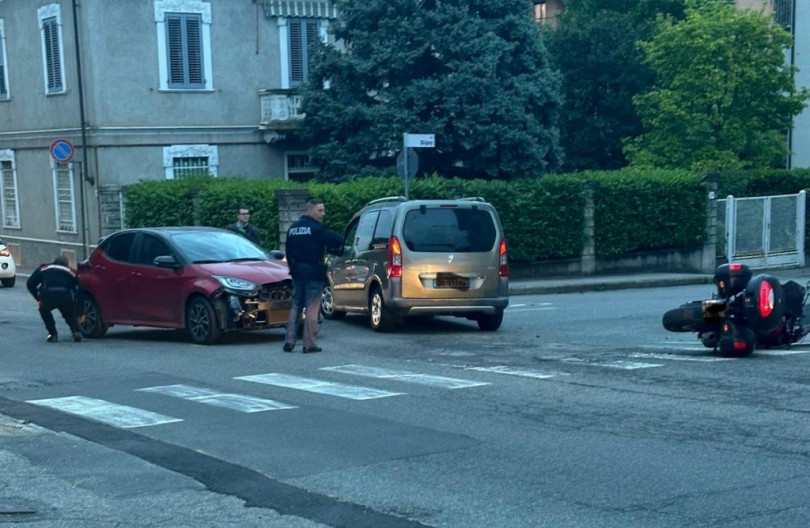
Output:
[{"xmin": 662, "ymin": 263, "xmax": 810, "ymax": 357}]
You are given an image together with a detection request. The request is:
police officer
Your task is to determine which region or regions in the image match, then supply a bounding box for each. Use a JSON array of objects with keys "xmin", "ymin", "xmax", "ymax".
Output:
[
  {"xmin": 283, "ymin": 199, "xmax": 343, "ymax": 353},
  {"xmin": 26, "ymin": 256, "xmax": 83, "ymax": 343}
]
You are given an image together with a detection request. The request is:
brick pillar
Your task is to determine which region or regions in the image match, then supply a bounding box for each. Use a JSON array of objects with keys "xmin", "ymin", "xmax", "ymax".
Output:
[
  {"xmin": 581, "ymin": 180, "xmax": 598, "ymax": 275},
  {"xmin": 703, "ymin": 173, "xmax": 719, "ymax": 273},
  {"xmin": 275, "ymin": 188, "xmax": 311, "ymax": 253},
  {"xmin": 100, "ymin": 184, "xmax": 125, "ymax": 236}
]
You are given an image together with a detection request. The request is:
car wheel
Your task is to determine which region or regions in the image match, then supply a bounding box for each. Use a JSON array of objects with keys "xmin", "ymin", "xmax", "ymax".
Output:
[
  {"xmin": 477, "ymin": 311, "xmax": 503, "ymax": 331},
  {"xmin": 186, "ymin": 297, "xmax": 222, "ymax": 345},
  {"xmin": 369, "ymin": 286, "xmax": 396, "ymax": 332},
  {"xmin": 79, "ymin": 293, "xmax": 108, "ymax": 338},
  {"xmin": 320, "ymin": 284, "xmax": 346, "ymax": 320},
  {"xmin": 1, "ymin": 276, "xmax": 15, "ymax": 288}
]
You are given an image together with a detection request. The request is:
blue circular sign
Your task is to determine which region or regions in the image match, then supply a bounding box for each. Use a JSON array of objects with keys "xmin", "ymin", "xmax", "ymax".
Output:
[{"xmin": 50, "ymin": 139, "xmax": 75, "ymax": 163}]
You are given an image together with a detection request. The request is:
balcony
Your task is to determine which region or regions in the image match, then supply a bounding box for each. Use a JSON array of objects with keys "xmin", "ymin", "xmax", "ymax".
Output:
[{"xmin": 259, "ymin": 89, "xmax": 305, "ymax": 131}]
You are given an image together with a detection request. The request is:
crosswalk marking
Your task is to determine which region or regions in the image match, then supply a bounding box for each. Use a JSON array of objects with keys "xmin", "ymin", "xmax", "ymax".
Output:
[
  {"xmin": 320, "ymin": 365, "xmax": 490, "ymax": 389},
  {"xmin": 235, "ymin": 373, "xmax": 403, "ymax": 400},
  {"xmin": 27, "ymin": 396, "xmax": 182, "ymax": 428},
  {"xmin": 136, "ymin": 384, "xmax": 297, "ymax": 412},
  {"xmin": 464, "ymin": 365, "xmax": 565, "ymax": 379},
  {"xmin": 560, "ymin": 358, "xmax": 663, "ymax": 369},
  {"xmin": 630, "ymin": 352, "xmax": 735, "ymax": 363}
]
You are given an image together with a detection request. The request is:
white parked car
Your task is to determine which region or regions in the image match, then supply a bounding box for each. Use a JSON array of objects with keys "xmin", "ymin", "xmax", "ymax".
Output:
[{"xmin": 0, "ymin": 238, "xmax": 16, "ymax": 288}]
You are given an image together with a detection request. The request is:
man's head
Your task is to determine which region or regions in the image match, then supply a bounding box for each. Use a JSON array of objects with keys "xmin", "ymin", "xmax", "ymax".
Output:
[
  {"xmin": 307, "ymin": 199, "xmax": 326, "ymax": 223},
  {"xmin": 54, "ymin": 256, "xmax": 69, "ymax": 267},
  {"xmin": 237, "ymin": 206, "xmax": 251, "ymax": 223}
]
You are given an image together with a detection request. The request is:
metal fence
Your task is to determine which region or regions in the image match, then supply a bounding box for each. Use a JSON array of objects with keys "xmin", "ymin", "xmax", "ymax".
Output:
[{"xmin": 717, "ymin": 191, "xmax": 806, "ymax": 268}]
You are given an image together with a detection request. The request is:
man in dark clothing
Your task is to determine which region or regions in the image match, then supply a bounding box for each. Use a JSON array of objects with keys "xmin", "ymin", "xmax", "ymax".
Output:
[
  {"xmin": 283, "ymin": 199, "xmax": 343, "ymax": 353},
  {"xmin": 226, "ymin": 205, "xmax": 262, "ymax": 246},
  {"xmin": 27, "ymin": 256, "xmax": 83, "ymax": 343}
]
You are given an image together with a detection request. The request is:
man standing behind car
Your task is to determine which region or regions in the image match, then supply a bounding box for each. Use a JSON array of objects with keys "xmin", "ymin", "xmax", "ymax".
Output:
[
  {"xmin": 283, "ymin": 199, "xmax": 343, "ymax": 353},
  {"xmin": 26, "ymin": 256, "xmax": 83, "ymax": 343},
  {"xmin": 227, "ymin": 205, "xmax": 262, "ymax": 246}
]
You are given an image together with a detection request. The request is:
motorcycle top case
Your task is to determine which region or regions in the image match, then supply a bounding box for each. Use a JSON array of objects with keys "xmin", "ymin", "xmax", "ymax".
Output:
[{"xmin": 714, "ymin": 263, "xmax": 752, "ymax": 297}]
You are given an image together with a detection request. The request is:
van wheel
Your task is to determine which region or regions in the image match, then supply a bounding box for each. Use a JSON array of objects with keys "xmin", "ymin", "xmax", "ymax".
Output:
[
  {"xmin": 186, "ymin": 297, "xmax": 222, "ymax": 345},
  {"xmin": 79, "ymin": 293, "xmax": 108, "ymax": 338},
  {"xmin": 369, "ymin": 286, "xmax": 396, "ymax": 332},
  {"xmin": 477, "ymin": 312, "xmax": 503, "ymax": 331},
  {"xmin": 320, "ymin": 285, "xmax": 345, "ymax": 320}
]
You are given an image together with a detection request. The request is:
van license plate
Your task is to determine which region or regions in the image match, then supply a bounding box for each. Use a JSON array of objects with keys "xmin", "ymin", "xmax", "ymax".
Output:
[{"xmin": 434, "ymin": 278, "xmax": 469, "ymax": 289}]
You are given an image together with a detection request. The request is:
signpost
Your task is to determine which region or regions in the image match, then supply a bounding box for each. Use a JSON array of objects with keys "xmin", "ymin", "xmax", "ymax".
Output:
[{"xmin": 400, "ymin": 133, "xmax": 435, "ymax": 198}]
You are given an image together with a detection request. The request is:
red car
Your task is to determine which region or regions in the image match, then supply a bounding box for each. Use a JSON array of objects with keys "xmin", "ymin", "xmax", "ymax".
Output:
[{"xmin": 77, "ymin": 227, "xmax": 293, "ymax": 344}]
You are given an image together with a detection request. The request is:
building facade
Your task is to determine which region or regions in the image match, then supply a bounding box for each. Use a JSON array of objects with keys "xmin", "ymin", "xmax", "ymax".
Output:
[{"xmin": 0, "ymin": 0, "xmax": 332, "ymax": 266}]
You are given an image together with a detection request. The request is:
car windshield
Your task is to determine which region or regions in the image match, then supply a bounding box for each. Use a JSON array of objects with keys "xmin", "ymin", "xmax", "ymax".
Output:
[
  {"xmin": 171, "ymin": 230, "xmax": 269, "ymax": 263},
  {"xmin": 402, "ymin": 207, "xmax": 496, "ymax": 252}
]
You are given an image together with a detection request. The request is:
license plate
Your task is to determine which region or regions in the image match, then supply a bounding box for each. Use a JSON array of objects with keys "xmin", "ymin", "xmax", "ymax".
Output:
[{"xmin": 434, "ymin": 278, "xmax": 469, "ymax": 289}]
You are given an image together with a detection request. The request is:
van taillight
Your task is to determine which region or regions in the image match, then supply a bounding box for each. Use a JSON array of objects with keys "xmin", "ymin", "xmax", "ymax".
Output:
[
  {"xmin": 389, "ymin": 236, "xmax": 402, "ymax": 278},
  {"xmin": 498, "ymin": 239, "xmax": 508, "ymax": 277}
]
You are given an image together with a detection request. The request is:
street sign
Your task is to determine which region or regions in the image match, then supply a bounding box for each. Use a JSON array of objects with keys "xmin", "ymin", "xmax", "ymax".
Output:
[
  {"xmin": 404, "ymin": 134, "xmax": 435, "ymax": 148},
  {"xmin": 396, "ymin": 148, "xmax": 418, "ymax": 180},
  {"xmin": 50, "ymin": 139, "xmax": 75, "ymax": 163}
]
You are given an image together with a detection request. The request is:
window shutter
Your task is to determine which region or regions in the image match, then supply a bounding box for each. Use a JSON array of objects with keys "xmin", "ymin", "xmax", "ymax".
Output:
[
  {"xmin": 305, "ymin": 20, "xmax": 318, "ymax": 80},
  {"xmin": 0, "ymin": 36, "xmax": 6, "ymax": 97},
  {"xmin": 166, "ymin": 13, "xmax": 204, "ymax": 89},
  {"xmin": 290, "ymin": 20, "xmax": 304, "ymax": 85},
  {"xmin": 44, "ymin": 17, "xmax": 62, "ymax": 92}
]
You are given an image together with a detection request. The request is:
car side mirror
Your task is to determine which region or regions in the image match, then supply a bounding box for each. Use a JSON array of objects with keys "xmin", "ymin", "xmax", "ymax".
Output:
[
  {"xmin": 268, "ymin": 249, "xmax": 284, "ymax": 260},
  {"xmin": 153, "ymin": 255, "xmax": 181, "ymax": 269}
]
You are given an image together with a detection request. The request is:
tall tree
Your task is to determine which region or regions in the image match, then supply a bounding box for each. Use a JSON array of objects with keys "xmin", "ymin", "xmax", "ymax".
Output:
[
  {"xmin": 298, "ymin": 0, "xmax": 563, "ymax": 181},
  {"xmin": 545, "ymin": 0, "xmax": 688, "ymax": 172},
  {"xmin": 625, "ymin": 0, "xmax": 809, "ymax": 171}
]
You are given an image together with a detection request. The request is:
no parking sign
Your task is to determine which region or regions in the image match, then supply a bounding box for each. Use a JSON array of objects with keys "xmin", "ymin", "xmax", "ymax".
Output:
[{"xmin": 49, "ymin": 139, "xmax": 75, "ymax": 163}]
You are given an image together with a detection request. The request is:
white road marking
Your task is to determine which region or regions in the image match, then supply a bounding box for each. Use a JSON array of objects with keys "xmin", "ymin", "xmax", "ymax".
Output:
[
  {"xmin": 320, "ymin": 365, "xmax": 489, "ymax": 389},
  {"xmin": 464, "ymin": 365, "xmax": 565, "ymax": 379},
  {"xmin": 560, "ymin": 358, "xmax": 663, "ymax": 369},
  {"xmin": 755, "ymin": 349, "xmax": 810, "ymax": 356},
  {"xmin": 630, "ymin": 352, "xmax": 735, "ymax": 363},
  {"xmin": 643, "ymin": 344, "xmax": 710, "ymax": 352},
  {"xmin": 506, "ymin": 303, "xmax": 557, "ymax": 312},
  {"xmin": 27, "ymin": 396, "xmax": 182, "ymax": 428},
  {"xmin": 136, "ymin": 384, "xmax": 296, "ymax": 412},
  {"xmin": 235, "ymin": 373, "xmax": 403, "ymax": 400}
]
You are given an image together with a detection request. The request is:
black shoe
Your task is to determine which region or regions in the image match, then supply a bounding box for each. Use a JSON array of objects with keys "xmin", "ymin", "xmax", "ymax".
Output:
[
  {"xmin": 72, "ymin": 332, "xmax": 82, "ymax": 342},
  {"xmin": 46, "ymin": 334, "xmax": 58, "ymax": 343},
  {"xmin": 303, "ymin": 346, "xmax": 322, "ymax": 354},
  {"xmin": 283, "ymin": 343, "xmax": 295, "ymax": 352}
]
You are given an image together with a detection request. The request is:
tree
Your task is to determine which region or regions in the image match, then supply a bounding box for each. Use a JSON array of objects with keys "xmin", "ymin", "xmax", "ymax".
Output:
[
  {"xmin": 298, "ymin": 0, "xmax": 563, "ymax": 181},
  {"xmin": 545, "ymin": 0, "xmax": 688, "ymax": 172},
  {"xmin": 625, "ymin": 0, "xmax": 809, "ymax": 171}
]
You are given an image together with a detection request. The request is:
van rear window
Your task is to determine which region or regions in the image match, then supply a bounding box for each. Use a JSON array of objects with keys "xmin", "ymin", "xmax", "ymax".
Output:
[{"xmin": 403, "ymin": 208, "xmax": 496, "ymax": 252}]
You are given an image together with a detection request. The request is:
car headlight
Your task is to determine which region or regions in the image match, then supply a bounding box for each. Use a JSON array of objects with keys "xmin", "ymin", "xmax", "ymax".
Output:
[{"xmin": 213, "ymin": 275, "xmax": 259, "ymax": 294}]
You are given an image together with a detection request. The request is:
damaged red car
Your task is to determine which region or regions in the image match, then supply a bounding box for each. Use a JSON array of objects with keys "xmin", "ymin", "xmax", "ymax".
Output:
[{"xmin": 77, "ymin": 227, "xmax": 293, "ymax": 344}]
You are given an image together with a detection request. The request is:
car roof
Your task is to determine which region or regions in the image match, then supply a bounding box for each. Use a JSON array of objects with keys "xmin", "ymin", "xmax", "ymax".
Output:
[{"xmin": 353, "ymin": 196, "xmax": 494, "ymax": 219}]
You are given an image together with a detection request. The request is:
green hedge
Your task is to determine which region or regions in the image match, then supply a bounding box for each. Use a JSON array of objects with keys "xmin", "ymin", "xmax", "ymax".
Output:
[{"xmin": 125, "ymin": 169, "xmax": 808, "ymax": 263}]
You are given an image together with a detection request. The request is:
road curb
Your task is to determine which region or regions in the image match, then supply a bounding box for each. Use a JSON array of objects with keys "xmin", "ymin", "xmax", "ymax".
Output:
[{"xmin": 509, "ymin": 275, "xmax": 714, "ymax": 296}]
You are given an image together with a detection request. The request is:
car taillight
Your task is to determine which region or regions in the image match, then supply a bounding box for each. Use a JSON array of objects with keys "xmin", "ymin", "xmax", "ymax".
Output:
[
  {"xmin": 0, "ymin": 248, "xmax": 9, "ymax": 257},
  {"xmin": 758, "ymin": 279, "xmax": 774, "ymax": 318},
  {"xmin": 389, "ymin": 235, "xmax": 402, "ymax": 278},
  {"xmin": 498, "ymin": 238, "xmax": 508, "ymax": 277}
]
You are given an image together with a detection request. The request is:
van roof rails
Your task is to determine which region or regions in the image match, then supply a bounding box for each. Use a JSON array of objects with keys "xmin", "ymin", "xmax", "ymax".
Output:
[
  {"xmin": 366, "ymin": 196, "xmax": 408, "ymax": 206},
  {"xmin": 459, "ymin": 196, "xmax": 486, "ymax": 202}
]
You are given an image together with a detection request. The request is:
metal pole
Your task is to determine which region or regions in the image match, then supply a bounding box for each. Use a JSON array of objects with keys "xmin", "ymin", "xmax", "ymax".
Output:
[
  {"xmin": 71, "ymin": 0, "xmax": 92, "ymax": 259},
  {"xmin": 402, "ymin": 133, "xmax": 409, "ymax": 199}
]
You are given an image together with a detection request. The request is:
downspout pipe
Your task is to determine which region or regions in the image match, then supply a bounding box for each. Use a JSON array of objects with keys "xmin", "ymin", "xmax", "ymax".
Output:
[{"xmin": 71, "ymin": 0, "xmax": 93, "ymax": 258}]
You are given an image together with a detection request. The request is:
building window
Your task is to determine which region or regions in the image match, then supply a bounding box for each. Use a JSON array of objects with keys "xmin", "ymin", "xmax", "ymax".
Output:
[
  {"xmin": 38, "ymin": 4, "xmax": 65, "ymax": 94},
  {"xmin": 0, "ymin": 150, "xmax": 19, "ymax": 228},
  {"xmin": 533, "ymin": 1, "xmax": 547, "ymax": 24},
  {"xmin": 163, "ymin": 144, "xmax": 218, "ymax": 179},
  {"xmin": 279, "ymin": 18, "xmax": 326, "ymax": 89},
  {"xmin": 0, "ymin": 20, "xmax": 9, "ymax": 100},
  {"xmin": 154, "ymin": 0, "xmax": 213, "ymax": 91},
  {"xmin": 774, "ymin": 0, "xmax": 793, "ymax": 31},
  {"xmin": 285, "ymin": 152, "xmax": 317, "ymax": 182},
  {"xmin": 52, "ymin": 161, "xmax": 76, "ymax": 232}
]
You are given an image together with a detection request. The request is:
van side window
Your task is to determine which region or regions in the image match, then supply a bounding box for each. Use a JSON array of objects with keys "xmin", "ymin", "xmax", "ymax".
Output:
[
  {"xmin": 343, "ymin": 219, "xmax": 359, "ymax": 254},
  {"xmin": 355, "ymin": 211, "xmax": 379, "ymax": 252},
  {"xmin": 372, "ymin": 210, "xmax": 393, "ymax": 244}
]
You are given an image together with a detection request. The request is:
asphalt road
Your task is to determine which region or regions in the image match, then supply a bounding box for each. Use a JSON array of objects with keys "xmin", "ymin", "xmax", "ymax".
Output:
[{"xmin": 2, "ymin": 278, "xmax": 810, "ymax": 527}]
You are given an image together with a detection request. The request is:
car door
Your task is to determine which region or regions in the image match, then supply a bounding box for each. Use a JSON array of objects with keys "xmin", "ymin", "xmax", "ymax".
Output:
[
  {"xmin": 328, "ymin": 219, "xmax": 360, "ymax": 308},
  {"xmin": 90, "ymin": 232, "xmax": 139, "ymax": 321},
  {"xmin": 345, "ymin": 211, "xmax": 379, "ymax": 306},
  {"xmin": 128, "ymin": 233, "xmax": 186, "ymax": 325}
]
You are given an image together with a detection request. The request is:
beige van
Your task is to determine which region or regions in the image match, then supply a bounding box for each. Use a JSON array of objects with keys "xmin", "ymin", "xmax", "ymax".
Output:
[{"xmin": 321, "ymin": 196, "xmax": 509, "ymax": 331}]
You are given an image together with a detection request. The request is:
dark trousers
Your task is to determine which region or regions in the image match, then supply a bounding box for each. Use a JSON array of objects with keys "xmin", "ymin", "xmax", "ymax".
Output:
[
  {"xmin": 39, "ymin": 300, "xmax": 81, "ymax": 336},
  {"xmin": 285, "ymin": 279, "xmax": 323, "ymax": 349}
]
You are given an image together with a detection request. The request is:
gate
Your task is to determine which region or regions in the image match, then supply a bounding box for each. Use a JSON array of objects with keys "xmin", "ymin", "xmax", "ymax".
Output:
[{"xmin": 717, "ymin": 191, "xmax": 806, "ymax": 268}]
